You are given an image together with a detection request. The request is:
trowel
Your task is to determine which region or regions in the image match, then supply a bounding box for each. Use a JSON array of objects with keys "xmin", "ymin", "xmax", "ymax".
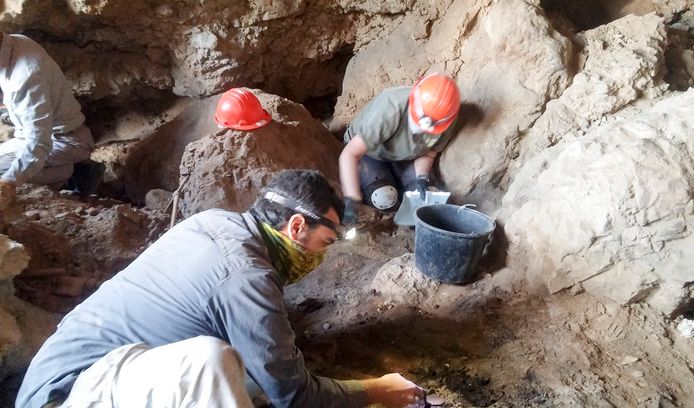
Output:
[{"xmin": 394, "ymin": 190, "xmax": 451, "ymax": 226}]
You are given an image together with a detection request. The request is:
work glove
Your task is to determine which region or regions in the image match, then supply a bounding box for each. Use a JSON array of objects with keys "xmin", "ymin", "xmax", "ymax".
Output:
[
  {"xmin": 415, "ymin": 175, "xmax": 429, "ymax": 201},
  {"xmin": 342, "ymin": 197, "xmax": 361, "ymax": 227}
]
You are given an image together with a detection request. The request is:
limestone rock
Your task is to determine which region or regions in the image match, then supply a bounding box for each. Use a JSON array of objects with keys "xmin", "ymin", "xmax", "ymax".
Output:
[
  {"xmin": 0, "ymin": 235, "xmax": 28, "ymax": 281},
  {"xmin": 438, "ymin": 0, "xmax": 572, "ymax": 208},
  {"xmin": 0, "ymin": 0, "xmax": 374, "ymax": 102},
  {"xmin": 177, "ymin": 91, "xmax": 342, "ymax": 217},
  {"xmin": 677, "ymin": 319, "xmax": 694, "ymax": 338},
  {"xmin": 502, "ymin": 89, "xmax": 694, "ymax": 316},
  {"xmin": 144, "ymin": 189, "xmax": 174, "ymax": 211},
  {"xmin": 369, "ymin": 253, "xmax": 440, "ymax": 306},
  {"xmin": 517, "ymin": 13, "xmax": 668, "ymax": 165},
  {"xmin": 0, "ymin": 235, "xmax": 58, "ymax": 383}
]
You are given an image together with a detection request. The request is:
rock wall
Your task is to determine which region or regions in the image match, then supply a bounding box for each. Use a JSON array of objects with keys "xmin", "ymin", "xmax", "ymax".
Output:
[
  {"xmin": 330, "ymin": 0, "xmax": 574, "ymax": 209},
  {"xmin": 0, "ymin": 0, "xmax": 398, "ymax": 103},
  {"xmin": 516, "ymin": 13, "xmax": 668, "ymax": 167},
  {"xmin": 332, "ymin": 0, "xmax": 690, "ymax": 208},
  {"xmin": 502, "ymin": 89, "xmax": 694, "ymax": 316},
  {"xmin": 2, "ymin": 0, "xmax": 686, "ymax": 106},
  {"xmin": 124, "ymin": 96, "xmax": 221, "ymax": 204}
]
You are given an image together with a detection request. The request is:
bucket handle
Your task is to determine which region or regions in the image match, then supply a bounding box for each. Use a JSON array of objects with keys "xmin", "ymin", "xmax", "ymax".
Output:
[
  {"xmin": 457, "ymin": 204, "xmax": 480, "ymax": 237},
  {"xmin": 457, "ymin": 205, "xmax": 496, "ymax": 247}
]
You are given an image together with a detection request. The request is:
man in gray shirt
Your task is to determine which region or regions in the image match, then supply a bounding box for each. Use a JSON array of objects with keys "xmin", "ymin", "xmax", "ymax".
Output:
[
  {"xmin": 17, "ymin": 170, "xmax": 423, "ymax": 408},
  {"xmin": 0, "ymin": 32, "xmax": 94, "ymax": 206},
  {"xmin": 339, "ymin": 73, "xmax": 461, "ymax": 225}
]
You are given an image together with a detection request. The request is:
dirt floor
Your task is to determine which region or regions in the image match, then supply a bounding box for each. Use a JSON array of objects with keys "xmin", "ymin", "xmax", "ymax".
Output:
[
  {"xmin": 285, "ymin": 211, "xmax": 694, "ymax": 407},
  {"xmin": 3, "ymin": 190, "xmax": 693, "ymax": 407}
]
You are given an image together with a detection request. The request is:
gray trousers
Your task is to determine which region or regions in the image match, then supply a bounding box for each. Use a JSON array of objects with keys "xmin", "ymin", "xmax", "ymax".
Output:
[{"xmin": 0, "ymin": 124, "xmax": 93, "ymax": 186}]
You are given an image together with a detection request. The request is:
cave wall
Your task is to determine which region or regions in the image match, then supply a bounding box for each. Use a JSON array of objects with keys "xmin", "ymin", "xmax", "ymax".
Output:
[
  {"xmin": 1, "ymin": 0, "xmax": 692, "ymax": 330},
  {"xmin": 0, "ymin": 0, "xmax": 408, "ymax": 104}
]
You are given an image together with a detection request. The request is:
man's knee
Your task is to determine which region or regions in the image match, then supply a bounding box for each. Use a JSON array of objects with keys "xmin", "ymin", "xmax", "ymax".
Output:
[{"xmin": 363, "ymin": 181, "xmax": 399, "ymax": 210}]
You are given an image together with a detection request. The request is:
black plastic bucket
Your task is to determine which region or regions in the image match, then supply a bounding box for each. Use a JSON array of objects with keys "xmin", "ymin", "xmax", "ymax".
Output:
[{"xmin": 414, "ymin": 204, "xmax": 496, "ymax": 284}]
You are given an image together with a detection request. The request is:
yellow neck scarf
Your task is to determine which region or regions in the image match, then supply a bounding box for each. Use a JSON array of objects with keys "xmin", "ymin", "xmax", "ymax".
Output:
[{"xmin": 258, "ymin": 222, "xmax": 325, "ymax": 284}]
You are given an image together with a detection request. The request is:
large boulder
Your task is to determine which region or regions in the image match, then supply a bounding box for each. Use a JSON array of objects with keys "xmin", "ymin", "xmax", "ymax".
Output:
[
  {"xmin": 502, "ymin": 89, "xmax": 694, "ymax": 316},
  {"xmin": 177, "ymin": 91, "xmax": 342, "ymax": 217},
  {"xmin": 437, "ymin": 0, "xmax": 572, "ymax": 208}
]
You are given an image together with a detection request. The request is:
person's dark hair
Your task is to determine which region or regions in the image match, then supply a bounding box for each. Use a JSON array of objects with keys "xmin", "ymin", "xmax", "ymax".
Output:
[{"xmin": 251, "ymin": 170, "xmax": 344, "ymax": 229}]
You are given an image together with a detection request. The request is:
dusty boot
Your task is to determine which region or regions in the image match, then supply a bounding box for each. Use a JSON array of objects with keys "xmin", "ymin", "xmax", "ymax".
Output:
[{"xmin": 66, "ymin": 159, "xmax": 105, "ymax": 197}]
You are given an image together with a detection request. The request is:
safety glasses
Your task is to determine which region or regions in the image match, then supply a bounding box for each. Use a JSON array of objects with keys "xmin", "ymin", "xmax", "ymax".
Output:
[{"xmin": 263, "ymin": 192, "xmax": 346, "ymax": 238}]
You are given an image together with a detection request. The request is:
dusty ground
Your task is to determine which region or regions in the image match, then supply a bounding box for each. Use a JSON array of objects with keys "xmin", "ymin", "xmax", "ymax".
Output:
[
  {"xmin": 1, "ymin": 193, "xmax": 692, "ymax": 407},
  {"xmin": 286, "ymin": 213, "xmax": 694, "ymax": 407},
  {"xmin": 4, "ymin": 185, "xmax": 169, "ymax": 313}
]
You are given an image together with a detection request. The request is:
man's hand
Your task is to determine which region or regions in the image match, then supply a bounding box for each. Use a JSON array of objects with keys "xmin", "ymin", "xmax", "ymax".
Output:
[
  {"xmin": 0, "ymin": 180, "xmax": 17, "ymax": 211},
  {"xmin": 415, "ymin": 175, "xmax": 429, "ymax": 201},
  {"xmin": 342, "ymin": 197, "xmax": 361, "ymax": 227},
  {"xmin": 363, "ymin": 373, "xmax": 424, "ymax": 408}
]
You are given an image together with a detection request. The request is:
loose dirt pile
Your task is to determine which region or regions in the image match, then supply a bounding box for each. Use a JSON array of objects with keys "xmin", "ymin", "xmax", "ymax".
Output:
[{"xmin": 2, "ymin": 186, "xmax": 168, "ymax": 313}]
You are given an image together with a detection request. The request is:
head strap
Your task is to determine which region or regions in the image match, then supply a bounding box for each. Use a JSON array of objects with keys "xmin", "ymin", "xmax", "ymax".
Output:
[{"xmin": 263, "ymin": 191, "xmax": 340, "ymax": 233}]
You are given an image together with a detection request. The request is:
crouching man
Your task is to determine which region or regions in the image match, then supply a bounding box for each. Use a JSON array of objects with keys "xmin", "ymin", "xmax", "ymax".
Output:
[
  {"xmin": 17, "ymin": 170, "xmax": 423, "ymax": 408},
  {"xmin": 0, "ymin": 32, "xmax": 95, "ymax": 206}
]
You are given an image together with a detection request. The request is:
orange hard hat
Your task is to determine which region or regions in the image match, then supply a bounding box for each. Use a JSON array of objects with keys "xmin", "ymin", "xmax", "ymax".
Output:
[
  {"xmin": 408, "ymin": 73, "xmax": 460, "ymax": 134},
  {"xmin": 214, "ymin": 88, "xmax": 272, "ymax": 130}
]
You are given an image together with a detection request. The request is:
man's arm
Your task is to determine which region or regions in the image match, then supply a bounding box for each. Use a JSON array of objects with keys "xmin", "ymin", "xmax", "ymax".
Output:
[
  {"xmin": 339, "ymin": 135, "xmax": 368, "ymax": 202},
  {"xmin": 414, "ymin": 150, "xmax": 437, "ymax": 178},
  {"xmin": 208, "ymin": 269, "xmax": 366, "ymax": 408},
  {"xmin": 1, "ymin": 72, "xmax": 54, "ymax": 185},
  {"xmin": 207, "ymin": 266, "xmax": 422, "ymax": 408}
]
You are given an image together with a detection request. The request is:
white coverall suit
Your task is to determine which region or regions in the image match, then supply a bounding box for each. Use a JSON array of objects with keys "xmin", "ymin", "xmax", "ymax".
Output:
[{"xmin": 0, "ymin": 33, "xmax": 93, "ymax": 187}]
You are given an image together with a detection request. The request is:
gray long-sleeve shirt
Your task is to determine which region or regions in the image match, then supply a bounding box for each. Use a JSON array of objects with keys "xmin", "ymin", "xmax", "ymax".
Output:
[
  {"xmin": 16, "ymin": 210, "xmax": 367, "ymax": 408},
  {"xmin": 0, "ymin": 33, "xmax": 86, "ymax": 183}
]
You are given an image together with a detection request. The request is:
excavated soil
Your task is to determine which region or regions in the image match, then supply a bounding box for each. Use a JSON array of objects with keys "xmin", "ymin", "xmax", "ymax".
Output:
[
  {"xmin": 286, "ymin": 213, "xmax": 694, "ymax": 407},
  {"xmin": 2, "ymin": 193, "xmax": 692, "ymax": 408},
  {"xmin": 4, "ymin": 186, "xmax": 169, "ymax": 313}
]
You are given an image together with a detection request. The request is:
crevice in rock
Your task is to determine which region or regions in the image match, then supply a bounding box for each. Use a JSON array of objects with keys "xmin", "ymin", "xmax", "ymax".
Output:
[
  {"xmin": 663, "ymin": 26, "xmax": 694, "ymax": 91},
  {"xmin": 301, "ymin": 44, "xmax": 354, "ymax": 122},
  {"xmin": 539, "ymin": 0, "xmax": 655, "ymax": 31}
]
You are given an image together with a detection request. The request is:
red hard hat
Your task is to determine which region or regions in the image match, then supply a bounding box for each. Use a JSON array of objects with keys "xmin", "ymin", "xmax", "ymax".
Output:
[
  {"xmin": 408, "ymin": 73, "xmax": 460, "ymax": 134},
  {"xmin": 214, "ymin": 88, "xmax": 272, "ymax": 130}
]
